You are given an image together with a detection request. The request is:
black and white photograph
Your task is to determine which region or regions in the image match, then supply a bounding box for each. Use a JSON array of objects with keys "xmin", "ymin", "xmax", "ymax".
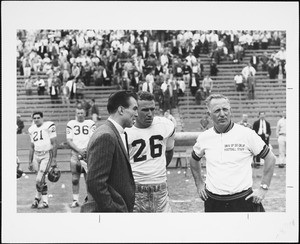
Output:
[{"xmin": 2, "ymin": 1, "xmax": 299, "ymax": 243}]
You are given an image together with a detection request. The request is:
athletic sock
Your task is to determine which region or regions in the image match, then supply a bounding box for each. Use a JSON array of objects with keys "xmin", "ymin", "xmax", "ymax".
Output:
[
  {"xmin": 73, "ymin": 194, "xmax": 79, "ymax": 202},
  {"xmin": 42, "ymin": 194, "xmax": 48, "ymax": 204},
  {"xmin": 35, "ymin": 192, "xmax": 42, "ymax": 200}
]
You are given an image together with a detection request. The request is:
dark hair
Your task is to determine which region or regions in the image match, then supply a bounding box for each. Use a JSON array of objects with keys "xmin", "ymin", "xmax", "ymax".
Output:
[
  {"xmin": 32, "ymin": 111, "xmax": 43, "ymax": 118},
  {"xmin": 107, "ymin": 91, "xmax": 137, "ymax": 114},
  {"xmin": 137, "ymin": 91, "xmax": 155, "ymax": 101},
  {"xmin": 91, "ymin": 98, "xmax": 95, "ymax": 103}
]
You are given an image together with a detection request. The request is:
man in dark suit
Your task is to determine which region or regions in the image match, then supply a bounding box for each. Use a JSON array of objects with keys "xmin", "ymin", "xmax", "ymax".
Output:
[
  {"xmin": 253, "ymin": 112, "xmax": 271, "ymax": 167},
  {"xmin": 83, "ymin": 91, "xmax": 138, "ymax": 212}
]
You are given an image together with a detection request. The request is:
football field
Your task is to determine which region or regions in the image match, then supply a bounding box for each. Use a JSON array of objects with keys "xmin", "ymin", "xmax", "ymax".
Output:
[{"xmin": 17, "ymin": 166, "xmax": 286, "ymax": 213}]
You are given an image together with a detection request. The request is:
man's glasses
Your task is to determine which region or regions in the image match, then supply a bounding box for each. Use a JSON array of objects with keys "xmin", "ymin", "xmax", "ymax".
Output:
[{"xmin": 33, "ymin": 117, "xmax": 41, "ymax": 119}]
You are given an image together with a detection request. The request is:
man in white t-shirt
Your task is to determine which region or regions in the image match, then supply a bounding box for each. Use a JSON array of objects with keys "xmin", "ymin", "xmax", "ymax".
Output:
[
  {"xmin": 189, "ymin": 94, "xmax": 276, "ymax": 212},
  {"xmin": 28, "ymin": 112, "xmax": 58, "ymax": 209},
  {"xmin": 125, "ymin": 91, "xmax": 175, "ymax": 212},
  {"xmin": 66, "ymin": 108, "xmax": 96, "ymax": 207}
]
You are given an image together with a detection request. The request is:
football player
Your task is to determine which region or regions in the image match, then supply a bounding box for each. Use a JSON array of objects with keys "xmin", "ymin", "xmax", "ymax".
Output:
[
  {"xmin": 28, "ymin": 112, "xmax": 58, "ymax": 209},
  {"xmin": 125, "ymin": 91, "xmax": 175, "ymax": 212},
  {"xmin": 66, "ymin": 108, "xmax": 96, "ymax": 208}
]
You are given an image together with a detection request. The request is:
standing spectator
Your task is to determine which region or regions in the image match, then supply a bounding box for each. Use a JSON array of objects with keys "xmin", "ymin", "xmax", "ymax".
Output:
[
  {"xmin": 130, "ymin": 70, "xmax": 141, "ymax": 92},
  {"xmin": 249, "ymin": 52, "xmax": 259, "ymax": 71},
  {"xmin": 238, "ymin": 114, "xmax": 252, "ymax": 129},
  {"xmin": 275, "ymin": 46, "xmax": 286, "ymax": 76},
  {"xmin": 83, "ymin": 91, "xmax": 138, "ymax": 212},
  {"xmin": 253, "ymin": 112, "xmax": 271, "ymax": 168},
  {"xmin": 210, "ymin": 58, "xmax": 219, "ymax": 76},
  {"xmin": 16, "ymin": 114, "xmax": 25, "ymax": 134},
  {"xmin": 61, "ymin": 80, "xmax": 70, "ymax": 104},
  {"xmin": 189, "ymin": 73, "xmax": 200, "ymax": 97},
  {"xmin": 247, "ymin": 73, "xmax": 256, "ymax": 100},
  {"xmin": 152, "ymin": 37, "xmax": 162, "ymax": 58},
  {"xmin": 24, "ymin": 76, "xmax": 34, "ymax": 95},
  {"xmin": 242, "ymin": 63, "xmax": 256, "ymax": 84},
  {"xmin": 161, "ymin": 78, "xmax": 171, "ymax": 113},
  {"xmin": 34, "ymin": 75, "xmax": 46, "ymax": 96},
  {"xmin": 260, "ymin": 31, "xmax": 269, "ymax": 49},
  {"xmin": 182, "ymin": 60, "xmax": 192, "ymax": 85},
  {"xmin": 90, "ymin": 98, "xmax": 101, "ymax": 122},
  {"xmin": 276, "ymin": 110, "xmax": 286, "ymax": 168},
  {"xmin": 49, "ymin": 77, "xmax": 60, "ymax": 104},
  {"xmin": 189, "ymin": 94, "xmax": 276, "ymax": 212},
  {"xmin": 202, "ymin": 74, "xmax": 213, "ymax": 98}
]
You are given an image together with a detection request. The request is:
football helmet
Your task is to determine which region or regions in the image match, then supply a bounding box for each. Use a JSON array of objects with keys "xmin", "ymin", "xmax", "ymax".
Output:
[
  {"xmin": 48, "ymin": 166, "xmax": 61, "ymax": 182},
  {"xmin": 17, "ymin": 168, "xmax": 23, "ymax": 179}
]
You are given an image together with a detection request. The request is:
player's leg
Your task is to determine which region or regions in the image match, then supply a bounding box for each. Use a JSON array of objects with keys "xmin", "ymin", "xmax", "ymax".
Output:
[
  {"xmin": 154, "ymin": 185, "xmax": 172, "ymax": 213},
  {"xmin": 31, "ymin": 154, "xmax": 41, "ymax": 208},
  {"xmin": 70, "ymin": 153, "xmax": 81, "ymax": 207},
  {"xmin": 133, "ymin": 186, "xmax": 151, "ymax": 212},
  {"xmin": 36, "ymin": 151, "xmax": 53, "ymax": 209},
  {"xmin": 278, "ymin": 135, "xmax": 286, "ymax": 168}
]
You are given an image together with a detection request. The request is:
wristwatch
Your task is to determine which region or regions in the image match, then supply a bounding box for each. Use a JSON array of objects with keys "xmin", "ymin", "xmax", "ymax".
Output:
[{"xmin": 260, "ymin": 184, "xmax": 269, "ymax": 190}]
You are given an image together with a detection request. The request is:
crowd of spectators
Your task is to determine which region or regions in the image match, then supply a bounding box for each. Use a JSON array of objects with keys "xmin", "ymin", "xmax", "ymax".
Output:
[{"xmin": 17, "ymin": 29, "xmax": 286, "ymax": 111}]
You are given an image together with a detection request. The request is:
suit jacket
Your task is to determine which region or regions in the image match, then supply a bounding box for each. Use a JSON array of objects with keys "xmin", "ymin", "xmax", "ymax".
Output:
[
  {"xmin": 253, "ymin": 119, "xmax": 271, "ymax": 144},
  {"xmin": 85, "ymin": 120, "xmax": 135, "ymax": 212}
]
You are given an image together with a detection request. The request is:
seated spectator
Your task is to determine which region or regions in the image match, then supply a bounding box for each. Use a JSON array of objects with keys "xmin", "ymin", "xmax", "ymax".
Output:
[
  {"xmin": 267, "ymin": 60, "xmax": 279, "ymax": 79},
  {"xmin": 199, "ymin": 112, "xmax": 211, "ymax": 131},
  {"xmin": 24, "ymin": 75, "xmax": 33, "ymax": 95},
  {"xmin": 195, "ymin": 87, "xmax": 206, "ymax": 105},
  {"xmin": 260, "ymin": 51, "xmax": 269, "ymax": 71},
  {"xmin": 233, "ymin": 42, "xmax": 244, "ymax": 63},
  {"xmin": 81, "ymin": 98, "xmax": 91, "ymax": 117},
  {"xmin": 275, "ymin": 46, "xmax": 286, "ymax": 76},
  {"xmin": 164, "ymin": 109, "xmax": 177, "ymax": 128},
  {"xmin": 16, "ymin": 114, "xmax": 25, "ymax": 134},
  {"xmin": 210, "ymin": 58, "xmax": 219, "ymax": 76},
  {"xmin": 238, "ymin": 114, "xmax": 252, "ymax": 129},
  {"xmin": 202, "ymin": 74, "xmax": 213, "ymax": 97},
  {"xmin": 177, "ymin": 77, "xmax": 186, "ymax": 97},
  {"xmin": 90, "ymin": 98, "xmax": 101, "ymax": 122},
  {"xmin": 234, "ymin": 72, "xmax": 245, "ymax": 100},
  {"xmin": 75, "ymin": 77, "xmax": 85, "ymax": 100},
  {"xmin": 22, "ymin": 56, "xmax": 32, "ymax": 77},
  {"xmin": 34, "ymin": 75, "xmax": 46, "ymax": 95}
]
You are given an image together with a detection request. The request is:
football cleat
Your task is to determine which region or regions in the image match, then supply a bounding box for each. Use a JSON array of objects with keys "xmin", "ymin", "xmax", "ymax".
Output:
[
  {"xmin": 38, "ymin": 201, "xmax": 49, "ymax": 209},
  {"xmin": 71, "ymin": 200, "xmax": 80, "ymax": 208},
  {"xmin": 17, "ymin": 168, "xmax": 23, "ymax": 179},
  {"xmin": 31, "ymin": 198, "xmax": 40, "ymax": 209},
  {"xmin": 48, "ymin": 166, "xmax": 61, "ymax": 182}
]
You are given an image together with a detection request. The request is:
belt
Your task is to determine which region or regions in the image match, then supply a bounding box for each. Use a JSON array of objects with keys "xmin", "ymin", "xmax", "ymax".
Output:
[
  {"xmin": 34, "ymin": 150, "xmax": 49, "ymax": 156},
  {"xmin": 205, "ymin": 188, "xmax": 253, "ymax": 201},
  {"xmin": 136, "ymin": 183, "xmax": 167, "ymax": 193}
]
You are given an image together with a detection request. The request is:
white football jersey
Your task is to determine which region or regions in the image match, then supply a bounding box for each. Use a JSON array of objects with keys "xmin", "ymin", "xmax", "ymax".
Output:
[
  {"xmin": 28, "ymin": 121, "xmax": 57, "ymax": 151},
  {"xmin": 125, "ymin": 116, "xmax": 175, "ymax": 184},
  {"xmin": 66, "ymin": 119, "xmax": 96, "ymax": 150}
]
